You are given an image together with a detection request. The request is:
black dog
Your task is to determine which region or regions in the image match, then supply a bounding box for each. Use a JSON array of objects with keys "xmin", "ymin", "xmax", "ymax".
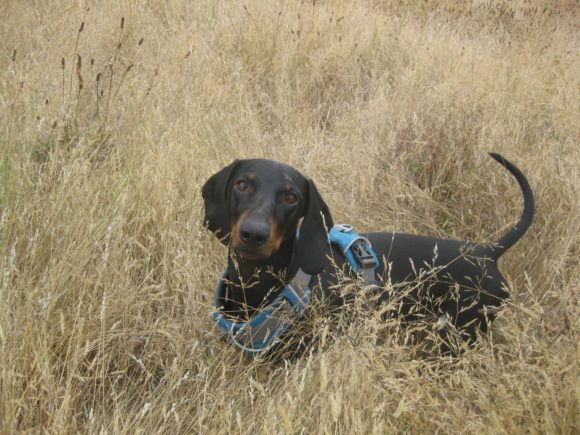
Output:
[{"xmin": 202, "ymin": 153, "xmax": 534, "ymax": 356}]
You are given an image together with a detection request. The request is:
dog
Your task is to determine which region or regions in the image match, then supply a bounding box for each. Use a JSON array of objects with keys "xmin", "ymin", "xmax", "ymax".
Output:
[{"xmin": 202, "ymin": 153, "xmax": 534, "ymax": 357}]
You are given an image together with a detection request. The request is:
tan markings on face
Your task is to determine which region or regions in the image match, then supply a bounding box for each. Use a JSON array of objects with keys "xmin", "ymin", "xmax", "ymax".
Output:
[
  {"xmin": 263, "ymin": 216, "xmax": 283, "ymax": 256},
  {"xmin": 231, "ymin": 213, "xmax": 283, "ymax": 259},
  {"xmin": 283, "ymin": 182, "xmax": 293, "ymax": 192},
  {"xmin": 247, "ymin": 173, "xmax": 255, "ymax": 181},
  {"xmin": 230, "ymin": 209, "xmax": 250, "ymax": 250}
]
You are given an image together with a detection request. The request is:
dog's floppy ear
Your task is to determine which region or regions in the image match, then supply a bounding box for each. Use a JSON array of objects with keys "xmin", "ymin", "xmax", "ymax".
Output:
[
  {"xmin": 201, "ymin": 160, "xmax": 240, "ymax": 243},
  {"xmin": 292, "ymin": 179, "xmax": 334, "ymax": 275}
]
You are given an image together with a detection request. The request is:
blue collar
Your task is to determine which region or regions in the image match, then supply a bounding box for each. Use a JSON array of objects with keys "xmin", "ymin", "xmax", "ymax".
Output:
[{"xmin": 212, "ymin": 224, "xmax": 379, "ymax": 357}]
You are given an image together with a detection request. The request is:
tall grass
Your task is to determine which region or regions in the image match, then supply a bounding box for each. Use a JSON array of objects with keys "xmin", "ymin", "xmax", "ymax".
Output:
[{"xmin": 1, "ymin": 0, "xmax": 578, "ymax": 432}]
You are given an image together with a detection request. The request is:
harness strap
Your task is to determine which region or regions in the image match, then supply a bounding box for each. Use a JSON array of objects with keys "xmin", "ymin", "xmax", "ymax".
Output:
[
  {"xmin": 212, "ymin": 224, "xmax": 379, "ymax": 357},
  {"xmin": 329, "ymin": 224, "xmax": 379, "ymax": 286},
  {"xmin": 213, "ymin": 268, "xmax": 311, "ymax": 357}
]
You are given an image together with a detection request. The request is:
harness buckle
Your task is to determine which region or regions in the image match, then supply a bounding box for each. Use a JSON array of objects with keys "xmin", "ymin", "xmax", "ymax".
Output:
[
  {"xmin": 351, "ymin": 240, "xmax": 376, "ymax": 266},
  {"xmin": 351, "ymin": 239, "xmax": 378, "ymax": 285},
  {"xmin": 330, "ymin": 224, "xmax": 379, "ymax": 286}
]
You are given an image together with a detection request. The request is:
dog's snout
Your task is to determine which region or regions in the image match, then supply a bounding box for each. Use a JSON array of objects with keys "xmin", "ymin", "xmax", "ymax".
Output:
[{"xmin": 239, "ymin": 219, "xmax": 271, "ymax": 247}]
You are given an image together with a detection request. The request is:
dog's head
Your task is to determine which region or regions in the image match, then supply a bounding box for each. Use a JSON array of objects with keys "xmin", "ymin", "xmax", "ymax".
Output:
[{"xmin": 202, "ymin": 159, "xmax": 333, "ymax": 275}]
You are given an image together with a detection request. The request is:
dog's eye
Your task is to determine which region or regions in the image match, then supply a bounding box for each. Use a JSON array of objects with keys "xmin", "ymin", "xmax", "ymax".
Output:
[
  {"xmin": 284, "ymin": 193, "xmax": 297, "ymax": 205},
  {"xmin": 235, "ymin": 180, "xmax": 248, "ymax": 193}
]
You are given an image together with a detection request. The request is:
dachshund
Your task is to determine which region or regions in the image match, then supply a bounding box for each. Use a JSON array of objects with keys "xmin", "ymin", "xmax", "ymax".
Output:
[{"xmin": 202, "ymin": 153, "xmax": 534, "ymax": 356}]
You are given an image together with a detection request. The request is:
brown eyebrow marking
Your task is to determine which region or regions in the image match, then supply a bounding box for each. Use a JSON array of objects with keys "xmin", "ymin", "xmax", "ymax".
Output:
[
  {"xmin": 283, "ymin": 182, "xmax": 293, "ymax": 192},
  {"xmin": 247, "ymin": 173, "xmax": 256, "ymax": 181}
]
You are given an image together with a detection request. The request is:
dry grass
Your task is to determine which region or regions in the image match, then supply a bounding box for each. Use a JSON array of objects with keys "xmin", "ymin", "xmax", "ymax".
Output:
[{"xmin": 1, "ymin": 0, "xmax": 578, "ymax": 432}]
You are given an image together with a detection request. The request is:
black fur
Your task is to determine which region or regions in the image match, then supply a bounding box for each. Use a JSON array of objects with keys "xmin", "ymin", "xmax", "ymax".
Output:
[{"xmin": 202, "ymin": 154, "xmax": 534, "ymax": 354}]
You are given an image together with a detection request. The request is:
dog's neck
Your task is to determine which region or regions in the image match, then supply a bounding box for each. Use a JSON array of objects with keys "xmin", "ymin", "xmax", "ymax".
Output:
[{"xmin": 221, "ymin": 237, "xmax": 296, "ymax": 319}]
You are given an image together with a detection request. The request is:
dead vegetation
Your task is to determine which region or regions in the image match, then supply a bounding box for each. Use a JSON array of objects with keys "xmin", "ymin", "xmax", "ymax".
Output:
[{"xmin": 0, "ymin": 0, "xmax": 578, "ymax": 432}]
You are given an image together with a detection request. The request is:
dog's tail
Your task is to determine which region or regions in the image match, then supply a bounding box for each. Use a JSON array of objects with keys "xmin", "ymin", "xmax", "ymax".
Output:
[{"xmin": 488, "ymin": 152, "xmax": 535, "ymax": 259}]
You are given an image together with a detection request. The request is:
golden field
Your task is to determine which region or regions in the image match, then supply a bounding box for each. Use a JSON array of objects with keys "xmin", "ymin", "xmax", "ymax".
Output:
[{"xmin": 0, "ymin": 0, "xmax": 578, "ymax": 432}]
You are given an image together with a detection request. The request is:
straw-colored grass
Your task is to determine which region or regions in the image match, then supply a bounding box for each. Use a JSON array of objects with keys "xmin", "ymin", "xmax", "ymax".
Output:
[{"xmin": 1, "ymin": 0, "xmax": 578, "ymax": 432}]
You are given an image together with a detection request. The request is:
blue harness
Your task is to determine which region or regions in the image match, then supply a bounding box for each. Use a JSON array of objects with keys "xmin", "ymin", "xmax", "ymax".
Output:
[{"xmin": 212, "ymin": 224, "xmax": 379, "ymax": 357}]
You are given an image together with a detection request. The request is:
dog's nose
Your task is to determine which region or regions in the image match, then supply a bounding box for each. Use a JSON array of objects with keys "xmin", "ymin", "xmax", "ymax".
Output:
[{"xmin": 239, "ymin": 219, "xmax": 270, "ymax": 247}]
